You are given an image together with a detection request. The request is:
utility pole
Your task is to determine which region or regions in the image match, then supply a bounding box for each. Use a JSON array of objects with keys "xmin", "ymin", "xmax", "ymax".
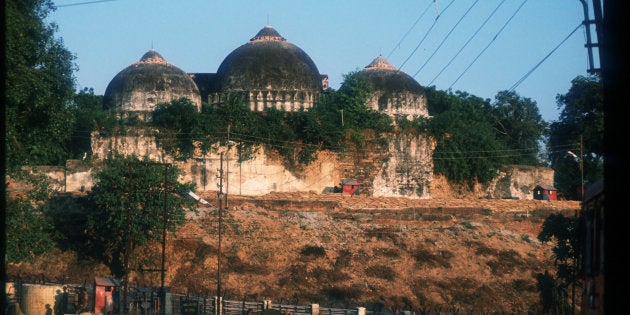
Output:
[
  {"xmin": 216, "ymin": 153, "xmax": 224, "ymax": 315},
  {"xmin": 123, "ymin": 164, "xmax": 133, "ymax": 315},
  {"xmin": 159, "ymin": 163, "xmax": 170, "ymax": 315},
  {"xmin": 579, "ymin": 0, "xmax": 603, "ymax": 74},
  {"xmin": 580, "ymin": 135, "xmax": 584, "ymax": 202},
  {"xmin": 226, "ymin": 124, "xmax": 231, "ymax": 208}
]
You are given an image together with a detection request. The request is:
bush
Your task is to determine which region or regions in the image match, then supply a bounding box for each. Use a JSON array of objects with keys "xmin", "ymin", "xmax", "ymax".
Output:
[
  {"xmin": 299, "ymin": 245, "xmax": 326, "ymax": 258},
  {"xmin": 365, "ymin": 264, "xmax": 397, "ymax": 280}
]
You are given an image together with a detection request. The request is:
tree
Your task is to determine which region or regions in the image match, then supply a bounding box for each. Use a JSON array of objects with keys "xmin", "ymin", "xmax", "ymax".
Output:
[
  {"xmin": 5, "ymin": 197, "xmax": 55, "ymax": 263},
  {"xmin": 68, "ymin": 87, "xmax": 106, "ymax": 160},
  {"xmin": 5, "ymin": 0, "xmax": 77, "ymax": 168},
  {"xmin": 548, "ymin": 75, "xmax": 604, "ymax": 200},
  {"xmin": 335, "ymin": 72, "xmax": 393, "ymax": 133},
  {"xmin": 5, "ymin": 170, "xmax": 58, "ymax": 263},
  {"xmin": 288, "ymin": 93, "xmax": 345, "ymax": 153},
  {"xmin": 537, "ymin": 213, "xmax": 582, "ymax": 314},
  {"xmin": 425, "ymin": 89, "xmax": 509, "ymax": 186},
  {"xmin": 152, "ymin": 97, "xmax": 202, "ymax": 160},
  {"xmin": 490, "ymin": 90, "xmax": 548, "ymax": 165},
  {"xmin": 84, "ymin": 153, "xmax": 196, "ymax": 277}
]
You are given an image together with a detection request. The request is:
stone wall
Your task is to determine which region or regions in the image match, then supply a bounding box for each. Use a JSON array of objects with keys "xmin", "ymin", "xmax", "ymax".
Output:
[
  {"xmin": 479, "ymin": 165, "xmax": 555, "ymax": 200},
  {"xmin": 29, "ymin": 133, "xmax": 553, "ymax": 201},
  {"xmin": 372, "ymin": 132, "xmax": 435, "ymax": 199}
]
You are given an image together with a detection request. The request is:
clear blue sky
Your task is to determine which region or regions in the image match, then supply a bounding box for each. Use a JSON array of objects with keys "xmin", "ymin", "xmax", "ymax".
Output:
[{"xmin": 48, "ymin": 0, "xmax": 599, "ymax": 123}]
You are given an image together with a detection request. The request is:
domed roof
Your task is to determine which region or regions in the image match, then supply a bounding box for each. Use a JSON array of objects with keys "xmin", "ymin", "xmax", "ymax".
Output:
[
  {"xmin": 357, "ymin": 55, "xmax": 425, "ymax": 94},
  {"xmin": 216, "ymin": 26, "xmax": 323, "ymax": 92},
  {"xmin": 103, "ymin": 50, "xmax": 201, "ymax": 114},
  {"xmin": 349, "ymin": 55, "xmax": 428, "ymax": 118}
]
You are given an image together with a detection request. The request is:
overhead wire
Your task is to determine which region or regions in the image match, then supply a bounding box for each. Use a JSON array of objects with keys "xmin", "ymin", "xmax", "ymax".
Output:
[
  {"xmin": 428, "ymin": 0, "xmax": 507, "ymax": 86},
  {"xmin": 398, "ymin": 0, "xmax": 456, "ymax": 71},
  {"xmin": 508, "ymin": 22, "xmax": 583, "ymax": 92},
  {"xmin": 448, "ymin": 0, "xmax": 528, "ymax": 90},
  {"xmin": 56, "ymin": 0, "xmax": 119, "ymax": 8},
  {"xmin": 412, "ymin": 0, "xmax": 480, "ymax": 79},
  {"xmin": 386, "ymin": 1, "xmax": 434, "ymax": 60}
]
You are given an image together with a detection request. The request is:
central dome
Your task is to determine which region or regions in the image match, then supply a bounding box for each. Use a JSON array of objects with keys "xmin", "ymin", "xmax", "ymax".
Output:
[{"xmin": 217, "ymin": 26, "xmax": 322, "ymax": 92}]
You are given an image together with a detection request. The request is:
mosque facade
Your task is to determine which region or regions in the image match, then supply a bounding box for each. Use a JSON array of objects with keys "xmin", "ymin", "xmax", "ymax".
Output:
[
  {"xmin": 98, "ymin": 25, "xmax": 435, "ymax": 198},
  {"xmin": 104, "ymin": 25, "xmax": 428, "ymax": 122}
]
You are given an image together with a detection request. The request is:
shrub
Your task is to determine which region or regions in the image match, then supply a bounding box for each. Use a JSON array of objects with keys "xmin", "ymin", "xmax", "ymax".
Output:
[
  {"xmin": 365, "ymin": 264, "xmax": 397, "ymax": 280},
  {"xmin": 299, "ymin": 245, "xmax": 326, "ymax": 258}
]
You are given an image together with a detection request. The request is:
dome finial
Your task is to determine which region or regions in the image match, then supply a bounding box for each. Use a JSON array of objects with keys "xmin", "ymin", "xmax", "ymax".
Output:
[
  {"xmin": 365, "ymin": 55, "xmax": 396, "ymax": 70},
  {"xmin": 138, "ymin": 49, "xmax": 167, "ymax": 65},
  {"xmin": 251, "ymin": 25, "xmax": 286, "ymax": 42}
]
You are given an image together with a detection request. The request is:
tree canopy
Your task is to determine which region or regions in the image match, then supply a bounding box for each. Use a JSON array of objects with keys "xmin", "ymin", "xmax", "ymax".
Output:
[
  {"xmin": 84, "ymin": 153, "xmax": 196, "ymax": 277},
  {"xmin": 537, "ymin": 213, "xmax": 582, "ymax": 313},
  {"xmin": 548, "ymin": 75, "xmax": 604, "ymax": 199},
  {"xmin": 490, "ymin": 90, "xmax": 548, "ymax": 165},
  {"xmin": 425, "ymin": 89, "xmax": 508, "ymax": 185},
  {"xmin": 5, "ymin": 0, "xmax": 77, "ymax": 168}
]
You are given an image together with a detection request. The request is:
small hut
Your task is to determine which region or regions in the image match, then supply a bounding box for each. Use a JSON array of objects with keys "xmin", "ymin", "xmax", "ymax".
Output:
[
  {"xmin": 341, "ymin": 179, "xmax": 361, "ymax": 196},
  {"xmin": 93, "ymin": 277, "xmax": 120, "ymax": 315},
  {"xmin": 533, "ymin": 185, "xmax": 558, "ymax": 201}
]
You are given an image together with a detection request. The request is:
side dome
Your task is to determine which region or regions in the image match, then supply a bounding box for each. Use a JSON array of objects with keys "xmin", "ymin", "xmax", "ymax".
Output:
[
  {"xmin": 103, "ymin": 50, "xmax": 202, "ymax": 120},
  {"xmin": 214, "ymin": 26, "xmax": 323, "ymax": 111},
  {"xmin": 353, "ymin": 55, "xmax": 429, "ymax": 119}
]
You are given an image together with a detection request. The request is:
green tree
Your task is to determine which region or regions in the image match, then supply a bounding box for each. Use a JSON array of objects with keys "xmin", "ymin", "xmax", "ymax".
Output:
[
  {"xmin": 200, "ymin": 94, "xmax": 261, "ymax": 161},
  {"xmin": 5, "ymin": 0, "xmax": 77, "ymax": 168},
  {"xmin": 537, "ymin": 213, "xmax": 582, "ymax": 314},
  {"xmin": 288, "ymin": 97, "xmax": 344, "ymax": 150},
  {"xmin": 68, "ymin": 87, "xmax": 106, "ymax": 160},
  {"xmin": 491, "ymin": 90, "xmax": 548, "ymax": 165},
  {"xmin": 426, "ymin": 89, "xmax": 508, "ymax": 186},
  {"xmin": 152, "ymin": 97, "xmax": 202, "ymax": 160},
  {"xmin": 548, "ymin": 75, "xmax": 604, "ymax": 200},
  {"xmin": 5, "ymin": 197, "xmax": 55, "ymax": 263},
  {"xmin": 84, "ymin": 153, "xmax": 196, "ymax": 277},
  {"xmin": 5, "ymin": 170, "xmax": 58, "ymax": 263},
  {"xmin": 335, "ymin": 72, "xmax": 393, "ymax": 133}
]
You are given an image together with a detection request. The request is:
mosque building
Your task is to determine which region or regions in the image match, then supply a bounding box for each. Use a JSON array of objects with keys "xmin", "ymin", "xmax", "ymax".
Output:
[
  {"xmin": 103, "ymin": 49, "xmax": 202, "ymax": 122},
  {"xmin": 98, "ymin": 25, "xmax": 434, "ymax": 198},
  {"xmin": 103, "ymin": 25, "xmax": 428, "ymax": 121},
  {"xmin": 351, "ymin": 54, "xmax": 429, "ymax": 120}
]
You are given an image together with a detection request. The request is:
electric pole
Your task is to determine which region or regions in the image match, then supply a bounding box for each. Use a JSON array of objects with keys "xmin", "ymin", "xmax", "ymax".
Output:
[
  {"xmin": 160, "ymin": 163, "xmax": 170, "ymax": 315},
  {"xmin": 216, "ymin": 153, "xmax": 224, "ymax": 315}
]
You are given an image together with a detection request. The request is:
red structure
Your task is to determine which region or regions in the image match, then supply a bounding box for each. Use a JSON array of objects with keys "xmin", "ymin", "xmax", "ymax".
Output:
[
  {"xmin": 533, "ymin": 185, "xmax": 557, "ymax": 200},
  {"xmin": 341, "ymin": 179, "xmax": 361, "ymax": 196},
  {"xmin": 93, "ymin": 277, "xmax": 120, "ymax": 315}
]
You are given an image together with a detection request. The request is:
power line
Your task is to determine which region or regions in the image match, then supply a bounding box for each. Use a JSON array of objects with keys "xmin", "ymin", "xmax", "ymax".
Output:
[
  {"xmin": 56, "ymin": 0, "xmax": 119, "ymax": 8},
  {"xmin": 428, "ymin": 0, "xmax": 507, "ymax": 86},
  {"xmin": 448, "ymin": 0, "xmax": 528, "ymax": 90},
  {"xmin": 412, "ymin": 0, "xmax": 480, "ymax": 79},
  {"xmin": 386, "ymin": 1, "xmax": 434, "ymax": 60},
  {"xmin": 508, "ymin": 23, "xmax": 582, "ymax": 92},
  {"xmin": 398, "ymin": 0, "xmax": 456, "ymax": 71}
]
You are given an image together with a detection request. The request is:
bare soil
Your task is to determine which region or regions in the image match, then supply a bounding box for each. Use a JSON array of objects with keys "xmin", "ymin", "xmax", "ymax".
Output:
[{"xmin": 6, "ymin": 178, "xmax": 581, "ymax": 314}]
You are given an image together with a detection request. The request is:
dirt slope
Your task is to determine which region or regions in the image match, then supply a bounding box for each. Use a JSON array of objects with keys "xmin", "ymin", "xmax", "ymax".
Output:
[
  {"xmin": 161, "ymin": 192, "xmax": 580, "ymax": 313},
  {"xmin": 6, "ymin": 189, "xmax": 580, "ymax": 314}
]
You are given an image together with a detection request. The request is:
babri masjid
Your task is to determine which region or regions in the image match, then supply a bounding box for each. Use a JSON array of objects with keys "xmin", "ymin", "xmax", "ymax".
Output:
[{"xmin": 40, "ymin": 26, "xmax": 554, "ymax": 200}]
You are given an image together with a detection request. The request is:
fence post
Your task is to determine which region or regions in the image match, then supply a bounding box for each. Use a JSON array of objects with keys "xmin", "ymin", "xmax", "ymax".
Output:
[
  {"xmin": 311, "ymin": 304, "xmax": 319, "ymax": 315},
  {"xmin": 357, "ymin": 307, "xmax": 366, "ymax": 315},
  {"xmin": 215, "ymin": 296, "xmax": 223, "ymax": 315}
]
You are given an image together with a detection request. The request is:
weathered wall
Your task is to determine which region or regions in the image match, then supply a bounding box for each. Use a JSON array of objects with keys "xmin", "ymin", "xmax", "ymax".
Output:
[
  {"xmin": 178, "ymin": 148, "xmax": 340, "ymax": 196},
  {"xmin": 30, "ymin": 132, "xmax": 553, "ymax": 201},
  {"xmin": 479, "ymin": 165, "xmax": 555, "ymax": 200},
  {"xmin": 91, "ymin": 129, "xmax": 170, "ymax": 163},
  {"xmin": 372, "ymin": 132, "xmax": 435, "ymax": 199}
]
